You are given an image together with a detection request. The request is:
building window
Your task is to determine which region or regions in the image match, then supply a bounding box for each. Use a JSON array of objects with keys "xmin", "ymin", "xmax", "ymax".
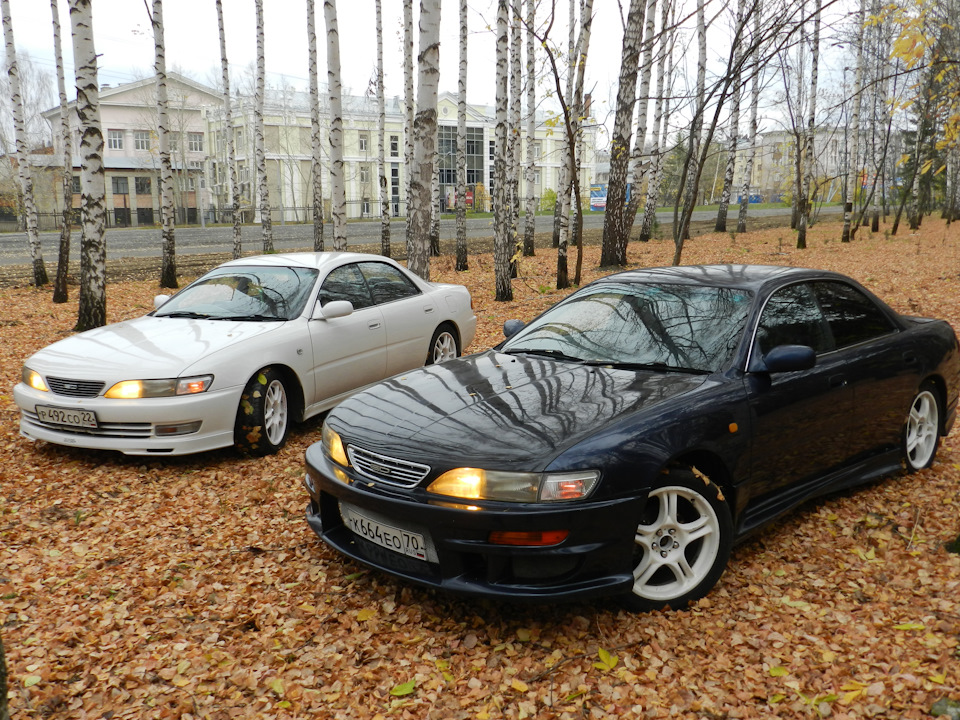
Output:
[
  {"xmin": 71, "ymin": 175, "xmax": 81, "ymax": 194},
  {"xmin": 107, "ymin": 130, "xmax": 123, "ymax": 150},
  {"xmin": 532, "ymin": 170, "xmax": 541, "ymax": 184},
  {"xmin": 360, "ymin": 165, "xmax": 370, "ymax": 183},
  {"xmin": 112, "ymin": 176, "xmax": 128, "ymax": 195},
  {"xmin": 488, "ymin": 140, "xmax": 495, "ymax": 160},
  {"xmin": 134, "ymin": 131, "xmax": 151, "ymax": 151},
  {"xmin": 135, "ymin": 177, "xmax": 151, "ymax": 195},
  {"xmin": 362, "ymin": 198, "xmax": 370, "ymax": 215},
  {"xmin": 390, "ymin": 135, "xmax": 399, "ymax": 156},
  {"xmin": 235, "ymin": 128, "xmax": 244, "ymax": 147},
  {"xmin": 531, "ymin": 142, "xmax": 541, "ymax": 158},
  {"xmin": 188, "ymin": 132, "xmax": 203, "ymax": 152},
  {"xmin": 359, "ymin": 133, "xmax": 369, "ymax": 152}
]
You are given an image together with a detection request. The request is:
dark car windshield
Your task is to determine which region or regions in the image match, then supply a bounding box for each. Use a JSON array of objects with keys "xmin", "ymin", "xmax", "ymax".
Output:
[
  {"xmin": 154, "ymin": 266, "xmax": 320, "ymax": 321},
  {"xmin": 502, "ymin": 282, "xmax": 753, "ymax": 372}
]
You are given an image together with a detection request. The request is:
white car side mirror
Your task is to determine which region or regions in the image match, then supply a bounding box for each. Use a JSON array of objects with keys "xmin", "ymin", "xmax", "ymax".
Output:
[
  {"xmin": 154, "ymin": 294, "xmax": 171, "ymax": 310},
  {"xmin": 314, "ymin": 300, "xmax": 354, "ymax": 320}
]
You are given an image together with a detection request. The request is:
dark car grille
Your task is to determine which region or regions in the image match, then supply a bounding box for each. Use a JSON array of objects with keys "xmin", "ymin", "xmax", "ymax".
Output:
[
  {"xmin": 46, "ymin": 377, "xmax": 105, "ymax": 398},
  {"xmin": 347, "ymin": 446, "xmax": 430, "ymax": 488}
]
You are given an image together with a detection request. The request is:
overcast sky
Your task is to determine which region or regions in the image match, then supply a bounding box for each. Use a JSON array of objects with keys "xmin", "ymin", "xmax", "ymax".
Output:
[{"xmin": 9, "ymin": 1, "xmax": 630, "ymax": 116}]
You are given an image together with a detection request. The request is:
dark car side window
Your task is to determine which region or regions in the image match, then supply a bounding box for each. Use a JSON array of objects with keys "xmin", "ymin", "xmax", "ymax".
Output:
[
  {"xmin": 358, "ymin": 262, "xmax": 421, "ymax": 305},
  {"xmin": 318, "ymin": 264, "xmax": 374, "ymax": 309},
  {"xmin": 757, "ymin": 283, "xmax": 832, "ymax": 355},
  {"xmin": 812, "ymin": 281, "xmax": 897, "ymax": 349}
]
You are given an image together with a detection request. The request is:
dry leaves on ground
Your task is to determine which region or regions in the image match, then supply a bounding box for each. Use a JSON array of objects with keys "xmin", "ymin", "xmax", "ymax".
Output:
[{"xmin": 1, "ymin": 219, "xmax": 959, "ymax": 720}]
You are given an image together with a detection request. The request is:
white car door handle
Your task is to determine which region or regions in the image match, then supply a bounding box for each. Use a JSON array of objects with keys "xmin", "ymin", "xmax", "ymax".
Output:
[
  {"xmin": 368, "ymin": 321, "xmax": 382, "ymax": 330},
  {"xmin": 424, "ymin": 306, "xmax": 435, "ymax": 314}
]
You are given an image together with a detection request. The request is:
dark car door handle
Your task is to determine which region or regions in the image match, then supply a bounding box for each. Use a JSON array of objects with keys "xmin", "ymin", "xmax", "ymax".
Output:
[
  {"xmin": 903, "ymin": 352, "xmax": 918, "ymax": 365},
  {"xmin": 829, "ymin": 374, "xmax": 848, "ymax": 388}
]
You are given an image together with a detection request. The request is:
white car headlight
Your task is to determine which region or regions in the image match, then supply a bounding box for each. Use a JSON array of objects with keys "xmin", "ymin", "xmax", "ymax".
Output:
[
  {"xmin": 104, "ymin": 375, "xmax": 214, "ymax": 399},
  {"xmin": 428, "ymin": 468, "xmax": 599, "ymax": 503},
  {"xmin": 22, "ymin": 367, "xmax": 48, "ymax": 392}
]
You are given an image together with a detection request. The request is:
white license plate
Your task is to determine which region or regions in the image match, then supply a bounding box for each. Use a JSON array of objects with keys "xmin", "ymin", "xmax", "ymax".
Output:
[
  {"xmin": 340, "ymin": 503, "xmax": 427, "ymax": 561},
  {"xmin": 35, "ymin": 405, "xmax": 98, "ymax": 429}
]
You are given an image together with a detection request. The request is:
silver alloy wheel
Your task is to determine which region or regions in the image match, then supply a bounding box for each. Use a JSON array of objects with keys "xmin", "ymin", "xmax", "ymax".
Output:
[
  {"xmin": 432, "ymin": 331, "xmax": 458, "ymax": 363},
  {"xmin": 905, "ymin": 389, "xmax": 938, "ymax": 469},
  {"xmin": 263, "ymin": 379, "xmax": 288, "ymax": 446},
  {"xmin": 632, "ymin": 485, "xmax": 723, "ymax": 602}
]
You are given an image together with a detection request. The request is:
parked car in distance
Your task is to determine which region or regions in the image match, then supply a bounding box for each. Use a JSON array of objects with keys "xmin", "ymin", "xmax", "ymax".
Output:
[
  {"xmin": 305, "ymin": 264, "xmax": 958, "ymax": 611},
  {"xmin": 16, "ymin": 252, "xmax": 476, "ymax": 457}
]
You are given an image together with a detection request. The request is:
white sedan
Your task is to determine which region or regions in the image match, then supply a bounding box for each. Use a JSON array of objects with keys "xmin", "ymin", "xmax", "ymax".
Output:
[{"xmin": 15, "ymin": 252, "xmax": 476, "ymax": 457}]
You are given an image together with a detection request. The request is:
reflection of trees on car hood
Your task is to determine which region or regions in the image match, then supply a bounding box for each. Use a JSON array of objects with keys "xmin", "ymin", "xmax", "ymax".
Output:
[{"xmin": 332, "ymin": 350, "xmax": 707, "ymax": 469}]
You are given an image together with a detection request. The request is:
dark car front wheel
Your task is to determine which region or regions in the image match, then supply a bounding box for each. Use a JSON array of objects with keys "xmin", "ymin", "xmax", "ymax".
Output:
[
  {"xmin": 622, "ymin": 467, "xmax": 733, "ymax": 612},
  {"xmin": 235, "ymin": 367, "xmax": 290, "ymax": 456},
  {"xmin": 903, "ymin": 384, "xmax": 941, "ymax": 472}
]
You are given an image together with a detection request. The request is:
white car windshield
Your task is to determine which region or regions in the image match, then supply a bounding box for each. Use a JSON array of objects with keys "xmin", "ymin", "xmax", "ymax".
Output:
[
  {"xmin": 502, "ymin": 282, "xmax": 754, "ymax": 373},
  {"xmin": 154, "ymin": 266, "xmax": 320, "ymax": 321}
]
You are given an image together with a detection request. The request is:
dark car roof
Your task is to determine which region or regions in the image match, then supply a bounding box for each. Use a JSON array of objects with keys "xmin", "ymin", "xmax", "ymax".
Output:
[{"xmin": 595, "ymin": 264, "xmax": 848, "ymax": 293}]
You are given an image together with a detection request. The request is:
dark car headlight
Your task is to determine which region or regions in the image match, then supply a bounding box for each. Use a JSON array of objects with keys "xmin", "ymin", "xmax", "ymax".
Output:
[
  {"xmin": 427, "ymin": 468, "xmax": 599, "ymax": 503},
  {"xmin": 104, "ymin": 375, "xmax": 213, "ymax": 399},
  {"xmin": 322, "ymin": 422, "xmax": 349, "ymax": 466}
]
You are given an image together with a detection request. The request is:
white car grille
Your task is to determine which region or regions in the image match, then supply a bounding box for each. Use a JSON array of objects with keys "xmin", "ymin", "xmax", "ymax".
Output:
[
  {"xmin": 22, "ymin": 410, "xmax": 152, "ymax": 438},
  {"xmin": 347, "ymin": 446, "xmax": 430, "ymax": 488},
  {"xmin": 46, "ymin": 377, "xmax": 105, "ymax": 398}
]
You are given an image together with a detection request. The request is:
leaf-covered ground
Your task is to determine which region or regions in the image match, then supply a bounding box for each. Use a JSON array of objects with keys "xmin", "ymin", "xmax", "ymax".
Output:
[{"xmin": 2, "ymin": 220, "xmax": 959, "ymax": 719}]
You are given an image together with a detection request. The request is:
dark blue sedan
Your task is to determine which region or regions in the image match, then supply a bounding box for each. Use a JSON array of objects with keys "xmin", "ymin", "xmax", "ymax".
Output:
[{"xmin": 304, "ymin": 265, "xmax": 959, "ymax": 611}]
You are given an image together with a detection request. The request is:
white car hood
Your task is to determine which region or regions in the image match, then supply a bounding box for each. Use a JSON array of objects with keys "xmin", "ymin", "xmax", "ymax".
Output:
[{"xmin": 26, "ymin": 315, "xmax": 285, "ymax": 381}]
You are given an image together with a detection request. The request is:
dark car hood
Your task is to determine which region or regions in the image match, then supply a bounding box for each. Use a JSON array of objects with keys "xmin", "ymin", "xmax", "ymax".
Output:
[{"xmin": 330, "ymin": 350, "xmax": 707, "ymax": 469}]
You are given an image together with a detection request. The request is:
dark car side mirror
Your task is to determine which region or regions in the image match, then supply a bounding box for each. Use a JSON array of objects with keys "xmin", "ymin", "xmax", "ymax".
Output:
[
  {"xmin": 761, "ymin": 344, "xmax": 816, "ymax": 373},
  {"xmin": 503, "ymin": 319, "xmax": 525, "ymax": 338}
]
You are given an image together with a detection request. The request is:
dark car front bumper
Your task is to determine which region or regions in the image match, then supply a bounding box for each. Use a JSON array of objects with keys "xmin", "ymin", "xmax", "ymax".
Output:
[{"xmin": 303, "ymin": 444, "xmax": 646, "ymax": 603}]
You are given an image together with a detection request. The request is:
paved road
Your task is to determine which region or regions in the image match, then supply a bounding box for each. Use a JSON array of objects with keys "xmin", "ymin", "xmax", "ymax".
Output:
[{"xmin": 0, "ymin": 206, "xmax": 839, "ymax": 266}]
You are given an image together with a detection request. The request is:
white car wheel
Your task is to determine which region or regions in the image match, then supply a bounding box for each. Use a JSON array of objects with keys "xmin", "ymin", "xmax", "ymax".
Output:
[
  {"xmin": 427, "ymin": 326, "xmax": 459, "ymax": 365},
  {"xmin": 904, "ymin": 386, "xmax": 940, "ymax": 471},
  {"xmin": 235, "ymin": 367, "xmax": 290, "ymax": 456}
]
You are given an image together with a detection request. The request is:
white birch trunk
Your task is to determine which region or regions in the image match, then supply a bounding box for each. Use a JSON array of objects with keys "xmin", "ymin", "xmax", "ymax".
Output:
[
  {"xmin": 254, "ymin": 0, "xmax": 273, "ymax": 251},
  {"xmin": 569, "ymin": 0, "xmax": 594, "ymax": 286},
  {"xmin": 797, "ymin": 0, "xmax": 820, "ymax": 248},
  {"xmin": 624, "ymin": 0, "xmax": 658, "ymax": 240},
  {"xmin": 152, "ymin": 0, "xmax": 177, "ymax": 287},
  {"xmin": 308, "ymin": 0, "xmax": 326, "ymax": 251},
  {"xmin": 376, "ymin": 0, "xmax": 389, "ymax": 256},
  {"xmin": 600, "ymin": 0, "xmax": 645, "ymax": 266},
  {"xmin": 51, "ymin": 0, "xmax": 72, "ymax": 302},
  {"xmin": 843, "ymin": 0, "xmax": 866, "ymax": 241},
  {"xmin": 2, "ymin": 0, "xmax": 47, "ymax": 286},
  {"xmin": 639, "ymin": 0, "xmax": 673, "ymax": 242},
  {"xmin": 324, "ymin": 0, "xmax": 347, "ymax": 250},
  {"xmin": 493, "ymin": 0, "xmax": 512, "ymax": 300},
  {"xmin": 216, "ymin": 0, "xmax": 242, "ymax": 259},
  {"xmin": 555, "ymin": 0, "xmax": 577, "ymax": 268},
  {"xmin": 522, "ymin": 0, "xmax": 537, "ymax": 258},
  {"xmin": 430, "ymin": 121, "xmax": 440, "ymax": 256},
  {"xmin": 403, "ymin": 0, "xmax": 414, "ymax": 252},
  {"xmin": 736, "ymin": 0, "xmax": 761, "ymax": 233},
  {"xmin": 455, "ymin": 0, "xmax": 468, "ymax": 270},
  {"xmin": 715, "ymin": 0, "xmax": 745, "ymax": 232},
  {"xmin": 69, "ymin": 0, "xmax": 106, "ymax": 330},
  {"xmin": 407, "ymin": 0, "xmax": 441, "ymax": 281},
  {"xmin": 508, "ymin": 2, "xmax": 521, "ymax": 266}
]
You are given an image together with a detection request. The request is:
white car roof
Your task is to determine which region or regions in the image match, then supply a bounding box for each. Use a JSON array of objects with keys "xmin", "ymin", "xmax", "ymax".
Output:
[{"xmin": 221, "ymin": 252, "xmax": 394, "ymax": 272}]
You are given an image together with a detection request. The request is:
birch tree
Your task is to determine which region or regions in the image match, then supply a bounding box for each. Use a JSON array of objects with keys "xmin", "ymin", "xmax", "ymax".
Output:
[
  {"xmin": 493, "ymin": 0, "xmax": 512, "ymax": 300},
  {"xmin": 715, "ymin": 0, "xmax": 745, "ymax": 232},
  {"xmin": 325, "ymin": 0, "xmax": 347, "ymax": 249},
  {"xmin": 796, "ymin": 0, "xmax": 820, "ymax": 250},
  {"xmin": 308, "ymin": 0, "xmax": 325, "ymax": 251},
  {"xmin": 600, "ymin": 0, "xmax": 646, "ymax": 267},
  {"xmin": 455, "ymin": 0, "xmax": 468, "ymax": 270},
  {"xmin": 403, "ymin": 0, "xmax": 414, "ymax": 251},
  {"xmin": 0, "ymin": 632, "xmax": 7, "ymax": 720},
  {"xmin": 508, "ymin": 1, "xmax": 522, "ymax": 271},
  {"xmin": 376, "ymin": 0, "xmax": 389, "ymax": 256},
  {"xmin": 69, "ymin": 0, "xmax": 106, "ymax": 331},
  {"xmin": 407, "ymin": 0, "xmax": 441, "ymax": 280},
  {"xmin": 736, "ymin": 0, "xmax": 761, "ymax": 233},
  {"xmin": 522, "ymin": 0, "xmax": 537, "ymax": 258},
  {"xmin": 842, "ymin": 0, "xmax": 865, "ymax": 242},
  {"xmin": 254, "ymin": 0, "xmax": 273, "ymax": 252},
  {"xmin": 2, "ymin": 0, "xmax": 48, "ymax": 287},
  {"xmin": 216, "ymin": 0, "xmax": 242, "ymax": 259},
  {"xmin": 51, "ymin": 0, "xmax": 72, "ymax": 302}
]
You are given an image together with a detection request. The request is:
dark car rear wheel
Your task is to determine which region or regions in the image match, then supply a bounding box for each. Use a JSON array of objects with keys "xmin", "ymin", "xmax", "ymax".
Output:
[
  {"xmin": 903, "ymin": 384, "xmax": 941, "ymax": 472},
  {"xmin": 235, "ymin": 367, "xmax": 290, "ymax": 456},
  {"xmin": 622, "ymin": 467, "xmax": 733, "ymax": 612},
  {"xmin": 427, "ymin": 324, "xmax": 459, "ymax": 365}
]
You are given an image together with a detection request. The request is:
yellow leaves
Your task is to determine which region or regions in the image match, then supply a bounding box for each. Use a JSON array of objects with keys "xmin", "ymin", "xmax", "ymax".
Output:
[
  {"xmin": 356, "ymin": 607, "xmax": 377, "ymax": 622},
  {"xmin": 593, "ymin": 647, "xmax": 618, "ymax": 672},
  {"xmin": 390, "ymin": 678, "xmax": 416, "ymax": 697},
  {"xmin": 928, "ymin": 670, "xmax": 948, "ymax": 684},
  {"xmin": 268, "ymin": 677, "xmax": 284, "ymax": 696},
  {"xmin": 23, "ymin": 675, "xmax": 42, "ymax": 688},
  {"xmin": 893, "ymin": 621, "xmax": 926, "ymax": 631},
  {"xmin": 769, "ymin": 666, "xmax": 789, "ymax": 677},
  {"xmin": 510, "ymin": 678, "xmax": 529, "ymax": 692}
]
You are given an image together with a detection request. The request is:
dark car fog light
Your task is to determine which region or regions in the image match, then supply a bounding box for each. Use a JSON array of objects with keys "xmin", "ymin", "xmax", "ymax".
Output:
[
  {"xmin": 155, "ymin": 421, "xmax": 202, "ymax": 436},
  {"xmin": 488, "ymin": 530, "xmax": 569, "ymax": 546}
]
